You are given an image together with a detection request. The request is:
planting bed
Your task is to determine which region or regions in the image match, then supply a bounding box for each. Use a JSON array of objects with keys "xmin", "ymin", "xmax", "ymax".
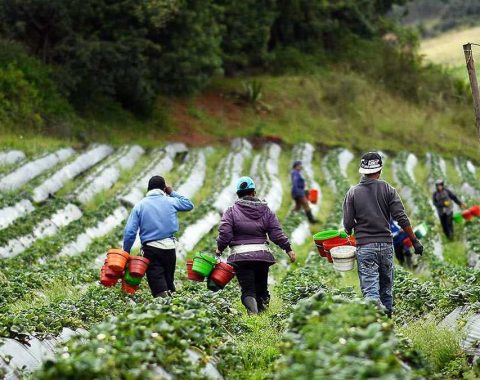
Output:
[{"xmin": 0, "ymin": 140, "xmax": 479, "ymax": 379}]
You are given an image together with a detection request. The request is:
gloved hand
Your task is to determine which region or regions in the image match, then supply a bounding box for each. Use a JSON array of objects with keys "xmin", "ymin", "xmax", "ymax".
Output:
[
  {"xmin": 412, "ymin": 239, "xmax": 424, "ymax": 255},
  {"xmin": 287, "ymin": 251, "xmax": 296, "ymax": 263},
  {"xmin": 215, "ymin": 248, "xmax": 222, "ymax": 257}
]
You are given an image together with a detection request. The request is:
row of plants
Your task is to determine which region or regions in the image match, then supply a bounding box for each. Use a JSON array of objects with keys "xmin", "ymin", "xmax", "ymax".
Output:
[
  {"xmin": 393, "ymin": 152, "xmax": 442, "ymax": 265},
  {"xmin": 32, "ymin": 144, "xmax": 114, "ymax": 203},
  {"xmin": 322, "ymin": 148, "xmax": 353, "ymax": 229},
  {"xmin": 0, "ymin": 149, "xmax": 26, "ymax": 174},
  {"xmin": 118, "ymin": 145, "xmax": 185, "ymax": 207},
  {"xmin": 0, "ymin": 145, "xmax": 118, "ymax": 246},
  {"xmin": 32, "ymin": 272, "xmax": 246, "ymax": 378},
  {"xmin": 177, "ymin": 140, "xmax": 252, "ymax": 255},
  {"xmin": 0, "ymin": 147, "xmax": 74, "ymax": 192},
  {"xmin": 0, "ymin": 148, "xmax": 81, "ymax": 215},
  {"xmin": 74, "ymin": 145, "xmax": 145, "ymax": 204},
  {"xmin": 250, "ymin": 143, "xmax": 283, "ymax": 213}
]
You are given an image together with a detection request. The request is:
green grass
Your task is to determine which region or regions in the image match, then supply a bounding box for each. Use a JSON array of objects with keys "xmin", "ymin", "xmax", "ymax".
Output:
[
  {"xmin": 399, "ymin": 317, "xmax": 468, "ymax": 376},
  {"xmin": 230, "ymin": 297, "xmax": 284, "ymax": 380},
  {"xmin": 443, "ymin": 235, "xmax": 468, "ymax": 266}
]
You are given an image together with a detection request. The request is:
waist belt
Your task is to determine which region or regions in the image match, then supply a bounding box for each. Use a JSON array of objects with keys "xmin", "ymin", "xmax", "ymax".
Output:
[{"xmin": 230, "ymin": 244, "xmax": 271, "ymax": 255}]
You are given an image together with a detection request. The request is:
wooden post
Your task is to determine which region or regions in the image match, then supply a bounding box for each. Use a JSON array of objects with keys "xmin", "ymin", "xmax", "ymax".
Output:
[{"xmin": 463, "ymin": 43, "xmax": 480, "ymax": 141}]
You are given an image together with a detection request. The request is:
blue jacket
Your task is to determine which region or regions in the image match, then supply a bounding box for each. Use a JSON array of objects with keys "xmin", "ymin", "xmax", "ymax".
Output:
[
  {"xmin": 291, "ymin": 169, "xmax": 305, "ymax": 198},
  {"xmin": 123, "ymin": 190, "xmax": 194, "ymax": 252}
]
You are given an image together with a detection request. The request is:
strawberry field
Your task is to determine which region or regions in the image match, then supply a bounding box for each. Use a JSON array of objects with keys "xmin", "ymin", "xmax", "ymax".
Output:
[{"xmin": 0, "ymin": 141, "xmax": 479, "ymax": 379}]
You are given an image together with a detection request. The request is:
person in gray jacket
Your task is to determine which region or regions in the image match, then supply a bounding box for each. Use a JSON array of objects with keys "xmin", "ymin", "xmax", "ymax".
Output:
[{"xmin": 342, "ymin": 152, "xmax": 423, "ymax": 318}]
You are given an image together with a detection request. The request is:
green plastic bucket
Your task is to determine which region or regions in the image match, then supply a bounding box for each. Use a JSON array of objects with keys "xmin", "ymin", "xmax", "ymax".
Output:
[
  {"xmin": 124, "ymin": 269, "xmax": 142, "ymax": 286},
  {"xmin": 414, "ymin": 223, "xmax": 428, "ymax": 239},
  {"xmin": 453, "ymin": 212, "xmax": 464, "ymax": 224},
  {"xmin": 192, "ymin": 252, "xmax": 217, "ymax": 277},
  {"xmin": 313, "ymin": 230, "xmax": 340, "ymax": 242}
]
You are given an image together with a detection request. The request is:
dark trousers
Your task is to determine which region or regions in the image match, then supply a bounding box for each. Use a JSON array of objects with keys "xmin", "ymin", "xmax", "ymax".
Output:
[
  {"xmin": 439, "ymin": 213, "xmax": 454, "ymax": 240},
  {"xmin": 142, "ymin": 246, "xmax": 176, "ymax": 297},
  {"xmin": 394, "ymin": 244, "xmax": 412, "ymax": 268},
  {"xmin": 234, "ymin": 261, "xmax": 270, "ymax": 309},
  {"xmin": 294, "ymin": 196, "xmax": 311, "ymax": 212}
]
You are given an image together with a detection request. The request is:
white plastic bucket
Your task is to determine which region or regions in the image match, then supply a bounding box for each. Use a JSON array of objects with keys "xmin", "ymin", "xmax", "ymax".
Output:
[{"xmin": 330, "ymin": 245, "xmax": 356, "ymax": 272}]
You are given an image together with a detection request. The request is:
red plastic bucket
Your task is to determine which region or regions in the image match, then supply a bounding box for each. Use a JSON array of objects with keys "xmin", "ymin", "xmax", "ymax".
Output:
[
  {"xmin": 210, "ymin": 262, "xmax": 236, "ymax": 287},
  {"xmin": 128, "ymin": 256, "xmax": 150, "ymax": 278},
  {"xmin": 104, "ymin": 264, "xmax": 123, "ymax": 279},
  {"xmin": 463, "ymin": 209, "xmax": 474, "ymax": 221},
  {"xmin": 106, "ymin": 249, "xmax": 129, "ymax": 272},
  {"xmin": 308, "ymin": 189, "xmax": 318, "ymax": 204},
  {"xmin": 186, "ymin": 259, "xmax": 205, "ymax": 282},
  {"xmin": 403, "ymin": 238, "xmax": 413, "ymax": 248},
  {"xmin": 121, "ymin": 279, "xmax": 139, "ymax": 294},
  {"xmin": 470, "ymin": 205, "xmax": 480, "ymax": 217},
  {"xmin": 323, "ymin": 236, "xmax": 356, "ymax": 264},
  {"xmin": 100, "ymin": 265, "xmax": 119, "ymax": 287}
]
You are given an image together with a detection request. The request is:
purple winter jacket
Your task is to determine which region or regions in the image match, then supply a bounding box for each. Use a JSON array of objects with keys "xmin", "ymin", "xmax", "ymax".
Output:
[{"xmin": 216, "ymin": 197, "xmax": 292, "ymax": 264}]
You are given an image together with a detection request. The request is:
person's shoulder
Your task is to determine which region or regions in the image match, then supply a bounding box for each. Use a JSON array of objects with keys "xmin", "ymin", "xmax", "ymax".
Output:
[{"xmin": 378, "ymin": 179, "xmax": 396, "ymax": 191}]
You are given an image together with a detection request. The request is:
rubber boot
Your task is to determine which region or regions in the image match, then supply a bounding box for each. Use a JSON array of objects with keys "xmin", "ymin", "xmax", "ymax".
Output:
[
  {"xmin": 243, "ymin": 296, "xmax": 259, "ymax": 315},
  {"xmin": 305, "ymin": 210, "xmax": 318, "ymax": 224},
  {"xmin": 257, "ymin": 296, "xmax": 270, "ymax": 313}
]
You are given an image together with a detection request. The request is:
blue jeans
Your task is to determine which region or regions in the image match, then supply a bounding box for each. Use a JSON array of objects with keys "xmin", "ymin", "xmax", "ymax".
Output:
[{"xmin": 356, "ymin": 243, "xmax": 394, "ymax": 314}]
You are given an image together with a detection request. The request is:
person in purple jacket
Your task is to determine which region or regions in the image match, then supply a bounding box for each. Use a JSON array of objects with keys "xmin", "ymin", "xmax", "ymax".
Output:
[
  {"xmin": 291, "ymin": 160, "xmax": 317, "ymax": 223},
  {"xmin": 216, "ymin": 176, "xmax": 296, "ymax": 314}
]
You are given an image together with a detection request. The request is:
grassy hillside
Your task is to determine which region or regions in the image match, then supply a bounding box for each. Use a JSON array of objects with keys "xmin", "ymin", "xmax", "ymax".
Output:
[
  {"xmin": 3, "ymin": 69, "xmax": 478, "ymax": 161},
  {"xmin": 420, "ymin": 26, "xmax": 480, "ymax": 66}
]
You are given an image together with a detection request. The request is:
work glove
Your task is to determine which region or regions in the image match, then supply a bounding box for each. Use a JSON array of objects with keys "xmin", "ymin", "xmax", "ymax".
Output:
[
  {"xmin": 215, "ymin": 248, "xmax": 222, "ymax": 257},
  {"xmin": 412, "ymin": 239, "xmax": 424, "ymax": 256}
]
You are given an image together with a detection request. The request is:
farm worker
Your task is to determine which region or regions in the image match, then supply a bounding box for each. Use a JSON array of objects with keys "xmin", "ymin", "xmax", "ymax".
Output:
[
  {"xmin": 216, "ymin": 176, "xmax": 296, "ymax": 314},
  {"xmin": 291, "ymin": 160, "xmax": 318, "ymax": 223},
  {"xmin": 432, "ymin": 179, "xmax": 466, "ymax": 240},
  {"xmin": 342, "ymin": 152, "xmax": 423, "ymax": 318},
  {"xmin": 390, "ymin": 220, "xmax": 413, "ymax": 269},
  {"xmin": 123, "ymin": 176, "xmax": 194, "ymax": 298}
]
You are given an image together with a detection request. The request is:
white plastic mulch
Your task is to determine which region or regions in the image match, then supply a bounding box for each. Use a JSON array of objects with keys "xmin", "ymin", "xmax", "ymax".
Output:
[
  {"xmin": 0, "ymin": 199, "xmax": 35, "ymax": 230},
  {"xmin": 0, "ymin": 150, "xmax": 25, "ymax": 166},
  {"xmin": 119, "ymin": 143, "xmax": 187, "ymax": 207},
  {"xmin": 32, "ymin": 145, "xmax": 113, "ymax": 202},
  {"xmin": 0, "ymin": 148, "xmax": 74, "ymax": 192},
  {"xmin": 176, "ymin": 150, "xmax": 207, "ymax": 199},
  {"xmin": 0, "ymin": 328, "xmax": 86, "ymax": 380},
  {"xmin": 59, "ymin": 207, "xmax": 128, "ymax": 257},
  {"xmin": 0, "ymin": 204, "xmax": 82, "ymax": 258},
  {"xmin": 177, "ymin": 139, "xmax": 251, "ymax": 257},
  {"xmin": 251, "ymin": 143, "xmax": 283, "ymax": 213},
  {"xmin": 291, "ymin": 143, "xmax": 321, "ymax": 246},
  {"xmin": 76, "ymin": 145, "xmax": 144, "ymax": 204}
]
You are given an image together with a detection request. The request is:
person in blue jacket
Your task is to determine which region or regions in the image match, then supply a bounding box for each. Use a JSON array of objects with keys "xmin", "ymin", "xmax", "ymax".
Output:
[
  {"xmin": 291, "ymin": 160, "xmax": 317, "ymax": 223},
  {"xmin": 390, "ymin": 220, "xmax": 413, "ymax": 268},
  {"xmin": 123, "ymin": 176, "xmax": 194, "ymax": 298}
]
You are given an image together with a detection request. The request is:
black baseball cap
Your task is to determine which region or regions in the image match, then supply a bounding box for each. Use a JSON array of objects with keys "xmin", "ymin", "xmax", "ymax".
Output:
[{"xmin": 359, "ymin": 152, "xmax": 383, "ymax": 174}]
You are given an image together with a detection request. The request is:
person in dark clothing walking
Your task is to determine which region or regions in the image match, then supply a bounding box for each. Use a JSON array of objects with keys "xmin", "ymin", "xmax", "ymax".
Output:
[
  {"xmin": 432, "ymin": 179, "xmax": 466, "ymax": 240},
  {"xmin": 343, "ymin": 152, "xmax": 423, "ymax": 317},
  {"xmin": 291, "ymin": 160, "xmax": 317, "ymax": 223},
  {"xmin": 216, "ymin": 176, "xmax": 296, "ymax": 314},
  {"xmin": 123, "ymin": 176, "xmax": 194, "ymax": 298}
]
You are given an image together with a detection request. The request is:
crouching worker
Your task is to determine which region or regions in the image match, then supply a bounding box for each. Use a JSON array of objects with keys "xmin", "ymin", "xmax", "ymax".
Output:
[
  {"xmin": 343, "ymin": 152, "xmax": 423, "ymax": 318},
  {"xmin": 216, "ymin": 176, "xmax": 296, "ymax": 314},
  {"xmin": 390, "ymin": 220, "xmax": 413, "ymax": 269},
  {"xmin": 123, "ymin": 176, "xmax": 194, "ymax": 298}
]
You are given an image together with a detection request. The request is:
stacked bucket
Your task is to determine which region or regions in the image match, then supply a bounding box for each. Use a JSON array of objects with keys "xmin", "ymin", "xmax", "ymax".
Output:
[
  {"xmin": 454, "ymin": 205, "xmax": 480, "ymax": 223},
  {"xmin": 100, "ymin": 249, "xmax": 150, "ymax": 294},
  {"xmin": 186, "ymin": 252, "xmax": 236, "ymax": 291},
  {"xmin": 313, "ymin": 230, "xmax": 356, "ymax": 272}
]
